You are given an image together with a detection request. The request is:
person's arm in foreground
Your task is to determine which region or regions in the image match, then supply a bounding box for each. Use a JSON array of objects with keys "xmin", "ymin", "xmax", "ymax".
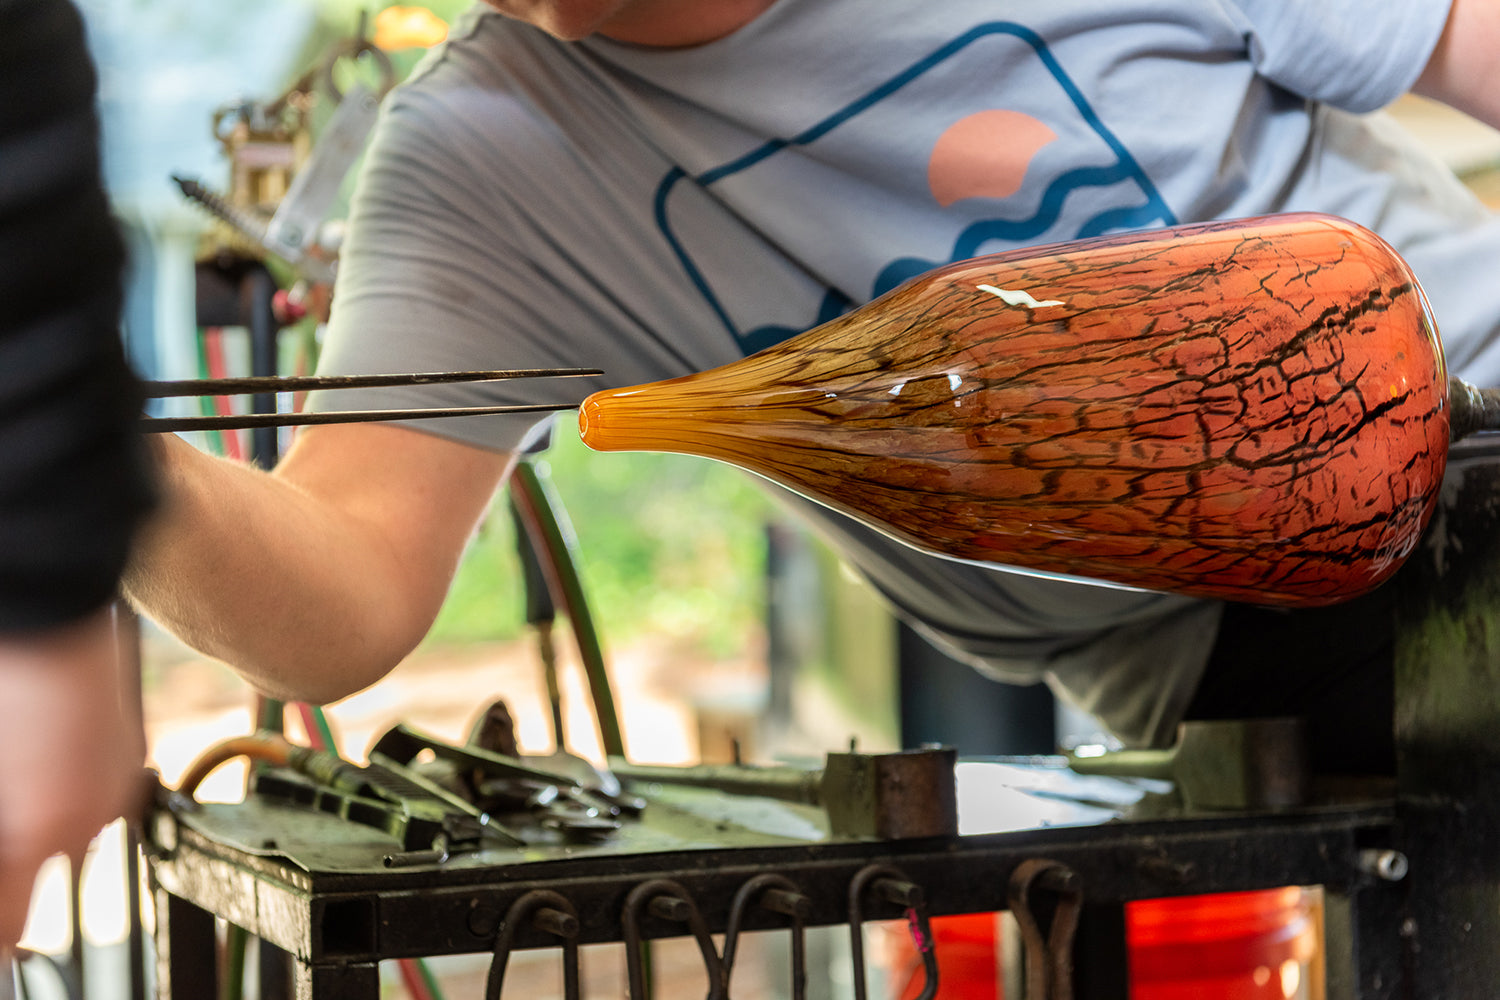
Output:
[
  {"xmin": 124, "ymin": 425, "xmax": 513, "ymax": 706},
  {"xmin": 0, "ymin": 615, "xmax": 141, "ymax": 949},
  {"xmin": 1415, "ymin": 0, "xmax": 1500, "ymax": 127},
  {"xmin": 0, "ymin": 0, "xmax": 155, "ymax": 949}
]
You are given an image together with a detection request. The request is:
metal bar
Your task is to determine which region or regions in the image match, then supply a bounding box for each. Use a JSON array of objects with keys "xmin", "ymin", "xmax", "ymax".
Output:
[
  {"xmin": 484, "ymin": 890, "xmax": 581, "ymax": 1000},
  {"xmin": 1323, "ymin": 884, "xmax": 1405, "ymax": 1000},
  {"xmin": 153, "ymin": 887, "xmax": 217, "ymax": 1000},
  {"xmin": 610, "ymin": 759, "xmax": 823, "ymax": 805},
  {"xmin": 1392, "ymin": 444, "xmax": 1500, "ymax": 997},
  {"xmin": 511, "ymin": 497, "xmax": 567, "ymax": 749},
  {"xmin": 145, "ymin": 795, "xmax": 1396, "ymax": 962},
  {"xmin": 849, "ymin": 864, "xmax": 935, "ymax": 1000},
  {"xmin": 509, "ymin": 461, "xmax": 626, "ymax": 758},
  {"xmin": 371, "ymin": 723, "xmax": 585, "ymax": 788},
  {"xmin": 124, "ymin": 828, "xmax": 147, "ymax": 1000},
  {"xmin": 143, "ymin": 367, "xmax": 602, "ymax": 398},
  {"xmin": 722, "ymin": 874, "xmax": 808, "ymax": 1000},
  {"xmin": 141, "ymin": 402, "xmax": 579, "ymax": 433},
  {"xmin": 258, "ymin": 941, "xmax": 292, "ymax": 1000},
  {"xmin": 1071, "ymin": 903, "xmax": 1128, "ymax": 1000},
  {"xmin": 292, "ymin": 960, "xmax": 379, "ymax": 1000},
  {"xmin": 113, "ymin": 601, "xmax": 150, "ymax": 1000},
  {"xmin": 1008, "ymin": 859, "xmax": 1079, "ymax": 1000},
  {"xmin": 1447, "ymin": 376, "xmax": 1500, "ymax": 440},
  {"xmin": 66, "ymin": 864, "xmax": 83, "ymax": 999},
  {"xmin": 365, "ymin": 751, "xmax": 527, "ymax": 847},
  {"xmin": 248, "ymin": 265, "xmax": 280, "ymax": 468},
  {"xmin": 622, "ymin": 880, "xmax": 723, "ymax": 1000}
]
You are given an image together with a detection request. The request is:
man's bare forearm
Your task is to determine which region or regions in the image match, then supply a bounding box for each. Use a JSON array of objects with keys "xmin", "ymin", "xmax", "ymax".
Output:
[{"xmin": 124, "ymin": 425, "xmax": 511, "ymax": 704}]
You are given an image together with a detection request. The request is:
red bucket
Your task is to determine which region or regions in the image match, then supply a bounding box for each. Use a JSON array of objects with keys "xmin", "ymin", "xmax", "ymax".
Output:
[
  {"xmin": 1127, "ymin": 888, "xmax": 1318, "ymax": 999},
  {"xmin": 882, "ymin": 888, "xmax": 1317, "ymax": 998}
]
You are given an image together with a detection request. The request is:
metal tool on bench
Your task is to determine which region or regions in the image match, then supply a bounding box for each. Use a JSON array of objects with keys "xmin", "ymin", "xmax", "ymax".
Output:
[
  {"xmin": 610, "ymin": 745, "xmax": 959, "ymax": 839},
  {"xmin": 286, "ymin": 743, "xmax": 528, "ymax": 852},
  {"xmin": 166, "ymin": 732, "xmax": 524, "ymax": 858},
  {"xmin": 1065, "ymin": 717, "xmax": 1310, "ymax": 812},
  {"xmin": 369, "ymin": 722, "xmax": 643, "ymax": 843}
]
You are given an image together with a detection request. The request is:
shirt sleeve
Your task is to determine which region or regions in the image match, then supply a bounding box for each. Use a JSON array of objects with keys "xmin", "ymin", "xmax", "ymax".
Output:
[
  {"xmin": 1218, "ymin": 0, "xmax": 1453, "ymax": 112},
  {"xmin": 0, "ymin": 0, "xmax": 155, "ymax": 631},
  {"xmin": 310, "ymin": 86, "xmax": 567, "ymax": 454}
]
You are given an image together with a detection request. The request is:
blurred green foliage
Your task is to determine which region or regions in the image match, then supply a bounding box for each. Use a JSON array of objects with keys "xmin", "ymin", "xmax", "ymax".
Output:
[{"xmin": 428, "ymin": 420, "xmax": 777, "ymax": 658}]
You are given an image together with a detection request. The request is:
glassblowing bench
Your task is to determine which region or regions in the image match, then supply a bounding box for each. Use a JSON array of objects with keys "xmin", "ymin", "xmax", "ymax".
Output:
[{"xmin": 144, "ymin": 437, "xmax": 1500, "ymax": 998}]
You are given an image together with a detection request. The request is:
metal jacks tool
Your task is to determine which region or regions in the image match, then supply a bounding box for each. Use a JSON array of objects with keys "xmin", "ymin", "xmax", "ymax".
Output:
[{"xmin": 139, "ymin": 367, "xmax": 601, "ymax": 433}]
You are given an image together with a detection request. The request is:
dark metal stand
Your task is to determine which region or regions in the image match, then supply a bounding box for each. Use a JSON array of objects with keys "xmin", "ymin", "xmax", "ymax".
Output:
[
  {"xmin": 186, "ymin": 253, "xmax": 294, "ymax": 997},
  {"xmin": 192, "ymin": 255, "xmax": 285, "ymax": 469},
  {"xmin": 143, "ymin": 782, "xmax": 1401, "ymax": 998},
  {"xmin": 1391, "ymin": 438, "xmax": 1500, "ymax": 993}
]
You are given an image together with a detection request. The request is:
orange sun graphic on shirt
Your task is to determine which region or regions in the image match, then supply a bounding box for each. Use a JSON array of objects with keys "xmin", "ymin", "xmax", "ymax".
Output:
[{"xmin": 928, "ymin": 109, "xmax": 1058, "ymax": 207}]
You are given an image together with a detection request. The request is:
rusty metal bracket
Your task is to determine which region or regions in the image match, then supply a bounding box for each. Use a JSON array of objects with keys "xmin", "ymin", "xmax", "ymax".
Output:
[
  {"xmin": 847, "ymin": 863, "xmax": 938, "ymax": 1000},
  {"xmin": 621, "ymin": 878, "xmax": 725, "ymax": 1000},
  {"xmin": 484, "ymin": 890, "xmax": 581, "ymax": 1000},
  {"xmin": 722, "ymin": 873, "xmax": 810, "ymax": 1000},
  {"xmin": 1008, "ymin": 858, "xmax": 1082, "ymax": 1000}
]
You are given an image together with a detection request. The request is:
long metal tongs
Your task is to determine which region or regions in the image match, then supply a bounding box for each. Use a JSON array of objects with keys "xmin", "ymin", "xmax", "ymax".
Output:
[{"xmin": 138, "ymin": 366, "xmax": 601, "ymax": 432}]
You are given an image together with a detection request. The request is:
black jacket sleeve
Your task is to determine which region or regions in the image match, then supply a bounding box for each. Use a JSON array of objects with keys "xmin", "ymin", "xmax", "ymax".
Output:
[{"xmin": 0, "ymin": 0, "xmax": 155, "ymax": 631}]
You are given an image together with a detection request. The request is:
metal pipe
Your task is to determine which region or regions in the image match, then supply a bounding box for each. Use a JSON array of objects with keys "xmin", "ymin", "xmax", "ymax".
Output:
[
  {"xmin": 484, "ymin": 891, "xmax": 580, "ymax": 1000},
  {"xmin": 140, "ymin": 401, "xmax": 579, "ymax": 433},
  {"xmin": 143, "ymin": 367, "xmax": 601, "ymax": 399},
  {"xmin": 848, "ymin": 864, "xmax": 937, "ymax": 1000},
  {"xmin": 1448, "ymin": 376, "xmax": 1500, "ymax": 440},
  {"xmin": 509, "ymin": 461, "xmax": 626, "ymax": 758},
  {"xmin": 609, "ymin": 760, "xmax": 824, "ymax": 806},
  {"xmin": 248, "ymin": 265, "xmax": 279, "ymax": 468}
]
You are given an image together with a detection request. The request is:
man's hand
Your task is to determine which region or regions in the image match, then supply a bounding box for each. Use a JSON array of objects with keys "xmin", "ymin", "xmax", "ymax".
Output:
[{"xmin": 0, "ymin": 610, "xmax": 142, "ymax": 950}]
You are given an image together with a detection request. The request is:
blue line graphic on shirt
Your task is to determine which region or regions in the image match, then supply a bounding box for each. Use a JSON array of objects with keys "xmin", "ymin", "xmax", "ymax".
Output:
[{"xmin": 653, "ymin": 22, "xmax": 1177, "ymax": 355}]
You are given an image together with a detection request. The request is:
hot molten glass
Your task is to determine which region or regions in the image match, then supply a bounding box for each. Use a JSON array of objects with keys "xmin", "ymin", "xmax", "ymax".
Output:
[{"xmin": 579, "ymin": 214, "xmax": 1450, "ymax": 606}]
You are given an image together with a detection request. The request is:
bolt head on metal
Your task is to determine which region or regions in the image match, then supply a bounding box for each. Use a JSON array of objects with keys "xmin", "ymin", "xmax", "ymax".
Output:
[{"xmin": 1357, "ymin": 848, "xmax": 1409, "ymax": 881}]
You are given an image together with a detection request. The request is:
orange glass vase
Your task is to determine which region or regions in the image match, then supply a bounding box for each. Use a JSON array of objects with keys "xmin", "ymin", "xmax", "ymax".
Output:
[{"xmin": 579, "ymin": 214, "xmax": 1450, "ymax": 606}]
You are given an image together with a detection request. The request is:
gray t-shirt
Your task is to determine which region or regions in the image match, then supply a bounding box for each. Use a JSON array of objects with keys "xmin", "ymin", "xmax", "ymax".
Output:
[{"xmin": 315, "ymin": 0, "xmax": 1495, "ymax": 746}]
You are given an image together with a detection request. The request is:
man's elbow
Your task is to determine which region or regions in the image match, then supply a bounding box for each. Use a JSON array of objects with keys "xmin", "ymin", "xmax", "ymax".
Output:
[
  {"xmin": 234, "ymin": 632, "xmax": 418, "ymax": 707},
  {"xmin": 141, "ymin": 597, "xmax": 433, "ymax": 709}
]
